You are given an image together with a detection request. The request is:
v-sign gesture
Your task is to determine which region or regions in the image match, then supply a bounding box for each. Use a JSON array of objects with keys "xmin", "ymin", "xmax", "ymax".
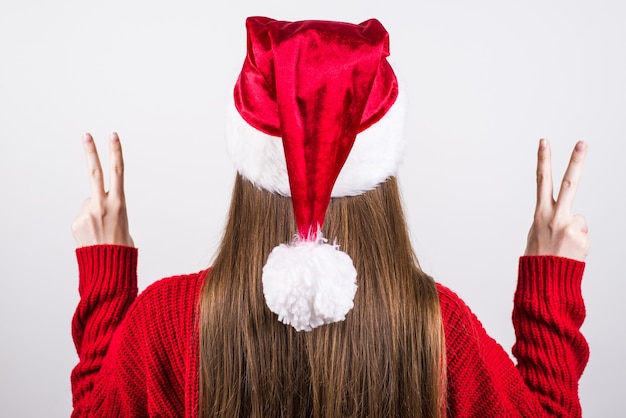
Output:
[
  {"xmin": 72, "ymin": 133, "xmax": 134, "ymax": 247},
  {"xmin": 525, "ymin": 139, "xmax": 589, "ymax": 261}
]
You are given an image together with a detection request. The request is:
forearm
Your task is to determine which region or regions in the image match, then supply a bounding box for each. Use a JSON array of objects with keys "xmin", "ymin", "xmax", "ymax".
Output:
[
  {"xmin": 71, "ymin": 245, "xmax": 138, "ymax": 414},
  {"xmin": 513, "ymin": 256, "xmax": 588, "ymax": 417}
]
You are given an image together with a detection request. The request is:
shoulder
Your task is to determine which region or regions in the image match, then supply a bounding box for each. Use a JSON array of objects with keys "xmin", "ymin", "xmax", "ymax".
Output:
[
  {"xmin": 109, "ymin": 268, "xmax": 209, "ymax": 350},
  {"xmin": 124, "ymin": 269, "xmax": 209, "ymax": 335},
  {"xmin": 436, "ymin": 282, "xmax": 478, "ymax": 327},
  {"xmin": 435, "ymin": 282, "xmax": 506, "ymax": 359},
  {"xmin": 135, "ymin": 269, "xmax": 208, "ymax": 310}
]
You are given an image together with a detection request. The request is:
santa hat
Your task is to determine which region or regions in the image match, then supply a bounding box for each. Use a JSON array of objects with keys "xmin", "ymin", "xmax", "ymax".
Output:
[{"xmin": 228, "ymin": 16, "xmax": 406, "ymax": 331}]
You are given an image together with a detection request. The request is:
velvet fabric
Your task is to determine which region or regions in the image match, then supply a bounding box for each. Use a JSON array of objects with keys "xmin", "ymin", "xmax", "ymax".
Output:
[{"xmin": 234, "ymin": 16, "xmax": 398, "ymax": 239}]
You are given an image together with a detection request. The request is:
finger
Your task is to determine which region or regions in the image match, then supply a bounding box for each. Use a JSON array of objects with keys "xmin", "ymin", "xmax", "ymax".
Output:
[
  {"xmin": 83, "ymin": 133, "xmax": 105, "ymax": 200},
  {"xmin": 535, "ymin": 138, "xmax": 554, "ymax": 214},
  {"xmin": 109, "ymin": 132, "xmax": 125, "ymax": 197},
  {"xmin": 555, "ymin": 141, "xmax": 587, "ymax": 214}
]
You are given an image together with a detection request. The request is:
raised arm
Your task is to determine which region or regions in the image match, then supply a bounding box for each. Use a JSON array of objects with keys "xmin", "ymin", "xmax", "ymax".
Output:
[
  {"xmin": 70, "ymin": 133, "xmax": 138, "ymax": 416},
  {"xmin": 515, "ymin": 139, "xmax": 589, "ymax": 415},
  {"xmin": 442, "ymin": 140, "xmax": 590, "ymax": 417}
]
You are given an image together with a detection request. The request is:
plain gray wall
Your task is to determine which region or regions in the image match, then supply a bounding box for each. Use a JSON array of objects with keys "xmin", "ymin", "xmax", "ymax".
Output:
[{"xmin": 1, "ymin": 0, "xmax": 624, "ymax": 416}]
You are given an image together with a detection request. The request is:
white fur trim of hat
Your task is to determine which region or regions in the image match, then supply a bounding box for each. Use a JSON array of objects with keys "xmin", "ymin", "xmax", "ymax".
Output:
[{"xmin": 227, "ymin": 89, "xmax": 406, "ymax": 197}]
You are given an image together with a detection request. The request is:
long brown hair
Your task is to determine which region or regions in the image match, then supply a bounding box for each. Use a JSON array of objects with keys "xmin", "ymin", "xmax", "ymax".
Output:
[{"xmin": 199, "ymin": 174, "xmax": 446, "ymax": 417}]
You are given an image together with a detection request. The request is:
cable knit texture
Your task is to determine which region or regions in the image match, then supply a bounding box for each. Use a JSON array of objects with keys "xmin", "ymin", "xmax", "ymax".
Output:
[{"xmin": 71, "ymin": 247, "xmax": 588, "ymax": 417}]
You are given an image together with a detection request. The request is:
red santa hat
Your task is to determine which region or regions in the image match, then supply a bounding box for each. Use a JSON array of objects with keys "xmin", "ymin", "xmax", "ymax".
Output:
[{"xmin": 228, "ymin": 16, "xmax": 406, "ymax": 331}]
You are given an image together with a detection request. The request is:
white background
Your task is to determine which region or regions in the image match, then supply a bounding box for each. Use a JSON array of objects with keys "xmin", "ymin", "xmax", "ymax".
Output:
[{"xmin": 1, "ymin": 0, "xmax": 624, "ymax": 416}]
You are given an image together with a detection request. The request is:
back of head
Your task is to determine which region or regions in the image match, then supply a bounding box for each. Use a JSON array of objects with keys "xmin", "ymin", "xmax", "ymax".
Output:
[{"xmin": 199, "ymin": 17, "xmax": 446, "ymax": 417}]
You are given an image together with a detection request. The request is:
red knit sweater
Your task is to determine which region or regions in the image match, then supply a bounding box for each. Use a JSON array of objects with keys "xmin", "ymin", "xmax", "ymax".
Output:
[{"xmin": 71, "ymin": 245, "xmax": 588, "ymax": 417}]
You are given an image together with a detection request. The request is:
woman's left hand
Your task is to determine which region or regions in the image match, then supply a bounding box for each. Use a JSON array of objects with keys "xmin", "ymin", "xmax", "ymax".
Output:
[{"xmin": 72, "ymin": 132, "xmax": 134, "ymax": 247}]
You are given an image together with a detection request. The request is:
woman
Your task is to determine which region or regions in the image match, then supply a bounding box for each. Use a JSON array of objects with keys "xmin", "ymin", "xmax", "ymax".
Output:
[{"xmin": 70, "ymin": 17, "xmax": 589, "ymax": 417}]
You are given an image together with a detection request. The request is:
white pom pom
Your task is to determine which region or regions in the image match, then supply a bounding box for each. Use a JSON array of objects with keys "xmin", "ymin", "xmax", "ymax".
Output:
[{"xmin": 262, "ymin": 237, "xmax": 358, "ymax": 332}]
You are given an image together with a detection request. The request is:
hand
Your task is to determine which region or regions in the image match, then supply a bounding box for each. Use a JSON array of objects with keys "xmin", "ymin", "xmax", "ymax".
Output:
[
  {"xmin": 72, "ymin": 133, "xmax": 134, "ymax": 247},
  {"xmin": 525, "ymin": 139, "xmax": 589, "ymax": 261}
]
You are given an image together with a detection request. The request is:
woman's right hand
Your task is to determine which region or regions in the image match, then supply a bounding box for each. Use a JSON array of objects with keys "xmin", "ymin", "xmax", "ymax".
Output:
[
  {"xmin": 524, "ymin": 139, "xmax": 589, "ymax": 261},
  {"xmin": 72, "ymin": 133, "xmax": 134, "ymax": 248}
]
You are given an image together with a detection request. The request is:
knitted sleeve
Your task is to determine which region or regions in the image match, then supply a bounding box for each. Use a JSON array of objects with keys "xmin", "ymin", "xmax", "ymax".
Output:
[
  {"xmin": 70, "ymin": 245, "xmax": 139, "ymax": 417},
  {"xmin": 440, "ymin": 255, "xmax": 588, "ymax": 417},
  {"xmin": 512, "ymin": 256, "xmax": 589, "ymax": 416}
]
